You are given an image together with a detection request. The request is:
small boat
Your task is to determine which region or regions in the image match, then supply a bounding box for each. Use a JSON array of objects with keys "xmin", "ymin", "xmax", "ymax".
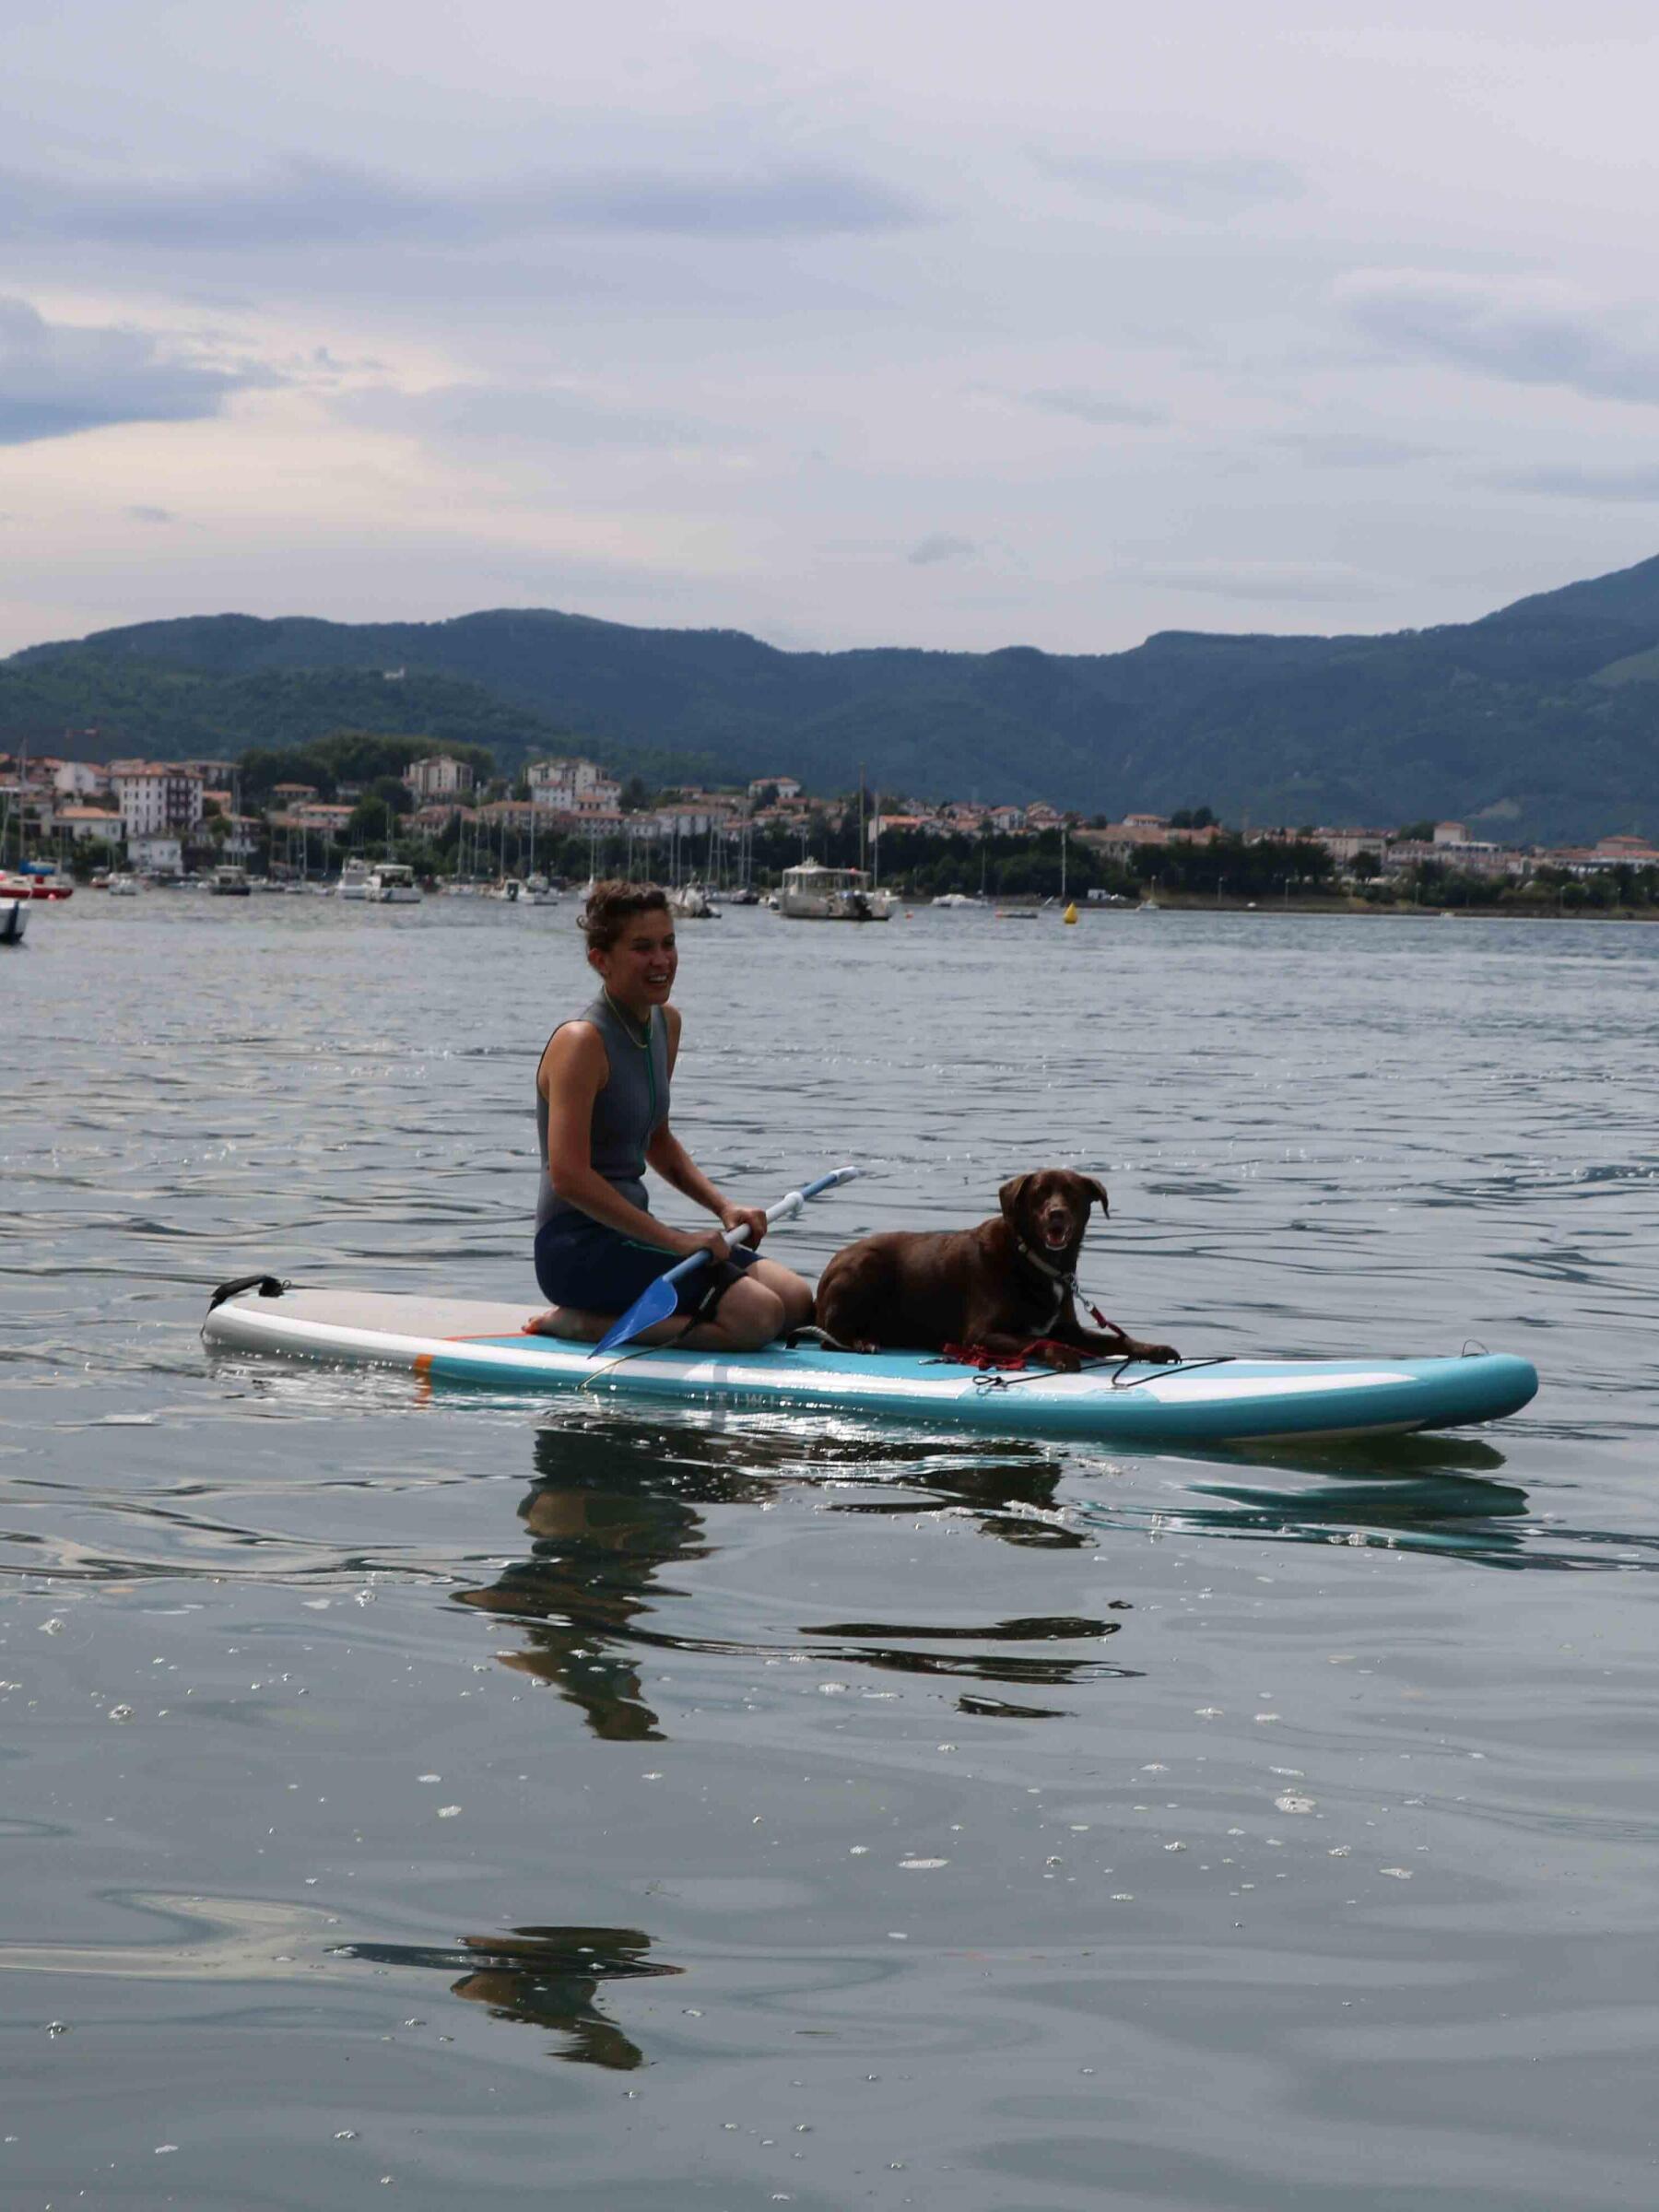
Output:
[
  {"xmin": 497, "ymin": 877, "xmax": 524, "ymax": 902},
  {"xmin": 107, "ymin": 874, "xmax": 140, "ymax": 898},
  {"xmin": 0, "ymin": 896, "xmax": 27, "ymax": 946},
  {"xmin": 724, "ymin": 885, "xmax": 760, "ymax": 906},
  {"xmin": 367, "ymin": 864, "xmax": 421, "ymax": 904},
  {"xmin": 667, "ymin": 882, "xmax": 719, "ymax": 919},
  {"xmin": 337, "ymin": 858, "xmax": 373, "ymax": 901},
  {"xmin": 931, "ymin": 891, "xmax": 979, "ymax": 909},
  {"xmin": 2, "ymin": 866, "xmax": 73, "ymax": 900},
  {"xmin": 203, "ymin": 1284, "xmax": 1541, "ymax": 1448},
  {"xmin": 209, "ymin": 865, "xmax": 252, "ymax": 896},
  {"xmin": 524, "ymin": 875, "xmax": 561, "ymax": 907},
  {"xmin": 779, "ymin": 863, "xmax": 895, "ymax": 922}
]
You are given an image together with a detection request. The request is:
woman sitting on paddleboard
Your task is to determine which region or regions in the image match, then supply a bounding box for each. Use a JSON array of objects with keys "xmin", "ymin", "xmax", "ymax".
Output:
[{"xmin": 526, "ymin": 881, "xmax": 814, "ymax": 1349}]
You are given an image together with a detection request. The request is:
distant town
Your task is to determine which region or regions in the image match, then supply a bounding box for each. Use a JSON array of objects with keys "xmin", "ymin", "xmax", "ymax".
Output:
[{"xmin": 5, "ymin": 737, "xmax": 1659, "ymax": 911}]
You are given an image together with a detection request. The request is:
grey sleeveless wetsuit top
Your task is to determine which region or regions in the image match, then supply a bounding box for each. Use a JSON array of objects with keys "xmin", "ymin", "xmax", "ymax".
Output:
[{"xmin": 535, "ymin": 991, "xmax": 670, "ymax": 1232}]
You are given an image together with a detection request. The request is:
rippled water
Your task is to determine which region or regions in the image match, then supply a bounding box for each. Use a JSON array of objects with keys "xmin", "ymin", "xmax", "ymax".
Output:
[{"xmin": 5, "ymin": 896, "xmax": 1658, "ymax": 2209}]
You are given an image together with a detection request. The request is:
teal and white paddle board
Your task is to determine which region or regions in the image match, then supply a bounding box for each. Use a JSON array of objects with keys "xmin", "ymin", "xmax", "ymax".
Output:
[{"xmin": 202, "ymin": 1285, "xmax": 1538, "ymax": 1446}]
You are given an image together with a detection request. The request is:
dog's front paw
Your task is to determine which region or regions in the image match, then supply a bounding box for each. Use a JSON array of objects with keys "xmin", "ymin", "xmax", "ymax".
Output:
[
  {"xmin": 1031, "ymin": 1339, "xmax": 1083, "ymax": 1373},
  {"xmin": 1134, "ymin": 1340, "xmax": 1181, "ymax": 1365}
]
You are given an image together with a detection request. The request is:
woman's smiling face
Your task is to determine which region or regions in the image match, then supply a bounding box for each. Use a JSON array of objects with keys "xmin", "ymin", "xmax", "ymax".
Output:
[{"xmin": 591, "ymin": 910, "xmax": 677, "ymax": 1013}]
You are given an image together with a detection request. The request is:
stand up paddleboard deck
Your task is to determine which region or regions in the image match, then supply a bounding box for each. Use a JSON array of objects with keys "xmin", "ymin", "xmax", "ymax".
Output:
[{"xmin": 202, "ymin": 1286, "xmax": 1538, "ymax": 1446}]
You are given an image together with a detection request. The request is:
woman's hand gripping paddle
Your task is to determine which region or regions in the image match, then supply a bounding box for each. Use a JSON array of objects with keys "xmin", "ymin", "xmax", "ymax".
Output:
[{"xmin": 594, "ymin": 1167, "xmax": 861, "ymax": 1354}]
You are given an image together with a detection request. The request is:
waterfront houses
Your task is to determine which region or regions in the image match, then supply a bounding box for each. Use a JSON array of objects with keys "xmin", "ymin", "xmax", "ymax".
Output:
[
  {"xmin": 404, "ymin": 754, "xmax": 476, "ymax": 802},
  {"xmin": 525, "ymin": 756, "xmax": 621, "ymax": 812}
]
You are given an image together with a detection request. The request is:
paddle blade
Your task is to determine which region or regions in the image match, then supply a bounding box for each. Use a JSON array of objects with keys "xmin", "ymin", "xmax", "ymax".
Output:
[{"xmin": 594, "ymin": 1269, "xmax": 689, "ymax": 1354}]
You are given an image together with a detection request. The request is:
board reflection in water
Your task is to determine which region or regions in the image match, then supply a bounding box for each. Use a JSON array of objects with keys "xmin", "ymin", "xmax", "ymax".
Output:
[{"xmin": 453, "ymin": 1413, "xmax": 1148, "ymax": 1739}]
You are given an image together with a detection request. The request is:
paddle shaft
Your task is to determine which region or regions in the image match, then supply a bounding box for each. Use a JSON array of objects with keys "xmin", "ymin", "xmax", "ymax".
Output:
[{"xmin": 663, "ymin": 1166, "xmax": 857, "ymax": 1281}]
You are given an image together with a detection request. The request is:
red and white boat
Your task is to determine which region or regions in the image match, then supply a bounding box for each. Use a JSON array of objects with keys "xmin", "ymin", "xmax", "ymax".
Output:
[{"xmin": 0, "ymin": 869, "xmax": 74, "ymax": 900}]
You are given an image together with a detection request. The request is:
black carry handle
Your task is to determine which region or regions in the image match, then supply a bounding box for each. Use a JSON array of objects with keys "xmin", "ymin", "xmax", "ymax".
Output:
[{"xmin": 207, "ymin": 1273, "xmax": 288, "ymax": 1312}]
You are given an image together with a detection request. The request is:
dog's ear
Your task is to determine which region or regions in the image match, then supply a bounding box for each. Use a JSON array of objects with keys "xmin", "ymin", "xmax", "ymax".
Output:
[
  {"xmin": 1083, "ymin": 1177, "xmax": 1111, "ymax": 1218},
  {"xmin": 998, "ymin": 1173, "xmax": 1034, "ymax": 1227}
]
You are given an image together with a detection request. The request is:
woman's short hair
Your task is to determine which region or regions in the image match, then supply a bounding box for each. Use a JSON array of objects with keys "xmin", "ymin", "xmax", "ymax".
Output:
[{"xmin": 580, "ymin": 879, "xmax": 669, "ymax": 954}]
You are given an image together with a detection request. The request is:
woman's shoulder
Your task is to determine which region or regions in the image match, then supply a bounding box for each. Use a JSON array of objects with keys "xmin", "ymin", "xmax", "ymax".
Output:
[{"xmin": 539, "ymin": 1018, "xmax": 608, "ymax": 1089}]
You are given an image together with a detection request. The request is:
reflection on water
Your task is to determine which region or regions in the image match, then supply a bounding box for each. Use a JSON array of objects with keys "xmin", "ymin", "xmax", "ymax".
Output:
[
  {"xmin": 338, "ymin": 1925, "xmax": 677, "ymax": 2069},
  {"xmin": 453, "ymin": 1421, "xmax": 1144, "ymax": 1738},
  {"xmin": 451, "ymin": 1424, "xmax": 771, "ymax": 1740}
]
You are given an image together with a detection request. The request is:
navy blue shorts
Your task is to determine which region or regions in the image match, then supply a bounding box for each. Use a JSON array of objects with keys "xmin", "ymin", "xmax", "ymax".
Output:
[{"xmin": 535, "ymin": 1210, "xmax": 760, "ymax": 1318}]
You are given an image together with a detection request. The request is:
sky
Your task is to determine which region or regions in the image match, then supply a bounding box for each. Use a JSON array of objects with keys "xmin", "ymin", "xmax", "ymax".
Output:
[{"xmin": 6, "ymin": 0, "xmax": 1659, "ymax": 657}]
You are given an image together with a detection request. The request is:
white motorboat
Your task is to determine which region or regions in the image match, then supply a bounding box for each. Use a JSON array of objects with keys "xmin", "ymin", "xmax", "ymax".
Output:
[
  {"xmin": 106, "ymin": 874, "xmax": 140, "ymax": 898},
  {"xmin": 931, "ymin": 891, "xmax": 979, "ymax": 908},
  {"xmin": 337, "ymin": 858, "xmax": 373, "ymax": 901},
  {"xmin": 778, "ymin": 862, "xmax": 895, "ymax": 922},
  {"xmin": 525, "ymin": 875, "xmax": 561, "ymax": 907},
  {"xmin": 366, "ymin": 864, "xmax": 421, "ymax": 904},
  {"xmin": 666, "ymin": 881, "xmax": 719, "ymax": 919},
  {"xmin": 496, "ymin": 877, "xmax": 524, "ymax": 902},
  {"xmin": 0, "ymin": 896, "xmax": 26, "ymax": 946},
  {"xmin": 209, "ymin": 865, "xmax": 253, "ymax": 896}
]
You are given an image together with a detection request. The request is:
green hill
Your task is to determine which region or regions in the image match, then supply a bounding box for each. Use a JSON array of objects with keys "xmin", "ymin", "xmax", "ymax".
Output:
[{"xmin": 10, "ymin": 552, "xmax": 1659, "ymax": 840}]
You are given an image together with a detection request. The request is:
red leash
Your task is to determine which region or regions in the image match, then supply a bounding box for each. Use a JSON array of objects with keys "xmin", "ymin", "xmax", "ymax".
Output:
[{"xmin": 940, "ymin": 1335, "xmax": 1109, "ymax": 1371}]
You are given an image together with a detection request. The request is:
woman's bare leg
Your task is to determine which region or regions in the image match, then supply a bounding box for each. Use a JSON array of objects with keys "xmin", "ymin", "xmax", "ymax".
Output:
[
  {"xmin": 526, "ymin": 1263, "xmax": 807, "ymax": 1349},
  {"xmin": 747, "ymin": 1258, "xmax": 814, "ymax": 1331}
]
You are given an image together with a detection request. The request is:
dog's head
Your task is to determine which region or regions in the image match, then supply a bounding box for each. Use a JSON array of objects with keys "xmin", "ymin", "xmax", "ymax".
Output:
[{"xmin": 998, "ymin": 1169, "xmax": 1110, "ymax": 1258}]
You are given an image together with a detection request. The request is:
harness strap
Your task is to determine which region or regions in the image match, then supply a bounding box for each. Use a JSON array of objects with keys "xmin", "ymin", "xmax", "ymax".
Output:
[{"xmin": 1012, "ymin": 1238, "xmax": 1126, "ymax": 1340}]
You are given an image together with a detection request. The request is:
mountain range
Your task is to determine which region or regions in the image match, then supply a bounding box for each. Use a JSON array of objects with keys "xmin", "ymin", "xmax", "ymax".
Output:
[{"xmin": 7, "ymin": 553, "xmax": 1659, "ymax": 841}]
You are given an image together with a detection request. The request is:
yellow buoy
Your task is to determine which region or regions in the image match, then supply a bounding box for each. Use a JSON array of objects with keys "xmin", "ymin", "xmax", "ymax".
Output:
[{"xmin": 1063, "ymin": 901, "xmax": 1078, "ymax": 924}]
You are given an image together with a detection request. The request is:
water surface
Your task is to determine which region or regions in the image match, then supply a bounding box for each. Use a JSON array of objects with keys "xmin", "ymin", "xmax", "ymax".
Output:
[{"xmin": 4, "ymin": 898, "xmax": 1657, "ymax": 2208}]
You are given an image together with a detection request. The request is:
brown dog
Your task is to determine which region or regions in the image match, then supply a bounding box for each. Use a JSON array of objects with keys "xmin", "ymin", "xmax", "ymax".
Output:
[{"xmin": 814, "ymin": 1169, "xmax": 1180, "ymax": 1371}]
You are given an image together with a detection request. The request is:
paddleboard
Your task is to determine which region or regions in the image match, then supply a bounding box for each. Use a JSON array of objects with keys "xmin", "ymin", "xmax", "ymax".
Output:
[{"xmin": 202, "ymin": 1285, "xmax": 1538, "ymax": 1446}]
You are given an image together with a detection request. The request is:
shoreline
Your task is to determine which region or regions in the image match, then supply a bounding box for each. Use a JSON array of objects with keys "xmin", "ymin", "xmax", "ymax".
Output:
[{"xmin": 1077, "ymin": 895, "xmax": 1659, "ymax": 922}]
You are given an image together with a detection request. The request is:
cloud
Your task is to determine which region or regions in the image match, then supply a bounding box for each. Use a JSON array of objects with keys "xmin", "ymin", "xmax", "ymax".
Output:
[
  {"xmin": 1032, "ymin": 150, "xmax": 1302, "ymax": 219},
  {"xmin": 127, "ymin": 504, "xmax": 176, "ymax": 524},
  {"xmin": 1334, "ymin": 272, "xmax": 1659, "ymax": 406},
  {"xmin": 908, "ymin": 534, "xmax": 977, "ymax": 566},
  {"xmin": 1491, "ymin": 463, "xmax": 1659, "ymax": 501},
  {"xmin": 1021, "ymin": 388, "xmax": 1166, "ymax": 429},
  {"xmin": 0, "ymin": 296, "xmax": 279, "ymax": 446},
  {"xmin": 1271, "ymin": 431, "xmax": 1440, "ymax": 467},
  {"xmin": 339, "ymin": 382, "xmax": 721, "ymax": 452},
  {"xmin": 1143, "ymin": 559, "xmax": 1378, "ymax": 603},
  {"xmin": 0, "ymin": 155, "xmax": 925, "ymax": 252}
]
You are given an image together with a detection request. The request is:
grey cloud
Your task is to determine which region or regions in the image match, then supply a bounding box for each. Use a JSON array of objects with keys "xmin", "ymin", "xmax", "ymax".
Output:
[
  {"xmin": 1272, "ymin": 431, "xmax": 1440, "ymax": 467},
  {"xmin": 1493, "ymin": 463, "xmax": 1659, "ymax": 501},
  {"xmin": 338, "ymin": 382, "xmax": 722, "ymax": 451},
  {"xmin": 0, "ymin": 155, "xmax": 925, "ymax": 252},
  {"xmin": 0, "ymin": 296, "xmax": 279, "ymax": 446},
  {"xmin": 1335, "ymin": 273, "xmax": 1659, "ymax": 406},
  {"xmin": 1033, "ymin": 150, "xmax": 1302, "ymax": 218},
  {"xmin": 908, "ymin": 534, "xmax": 977, "ymax": 566},
  {"xmin": 127, "ymin": 504, "xmax": 176, "ymax": 524},
  {"xmin": 1022, "ymin": 388, "xmax": 1166, "ymax": 429}
]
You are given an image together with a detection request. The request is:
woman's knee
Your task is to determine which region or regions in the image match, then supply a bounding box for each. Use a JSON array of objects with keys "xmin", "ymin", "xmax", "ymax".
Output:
[
  {"xmin": 717, "ymin": 1279, "xmax": 787, "ymax": 1348},
  {"xmin": 753, "ymin": 1261, "xmax": 813, "ymax": 1325}
]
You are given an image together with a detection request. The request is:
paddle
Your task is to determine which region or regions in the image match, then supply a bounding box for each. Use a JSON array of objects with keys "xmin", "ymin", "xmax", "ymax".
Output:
[{"xmin": 594, "ymin": 1166, "xmax": 860, "ymax": 1354}]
